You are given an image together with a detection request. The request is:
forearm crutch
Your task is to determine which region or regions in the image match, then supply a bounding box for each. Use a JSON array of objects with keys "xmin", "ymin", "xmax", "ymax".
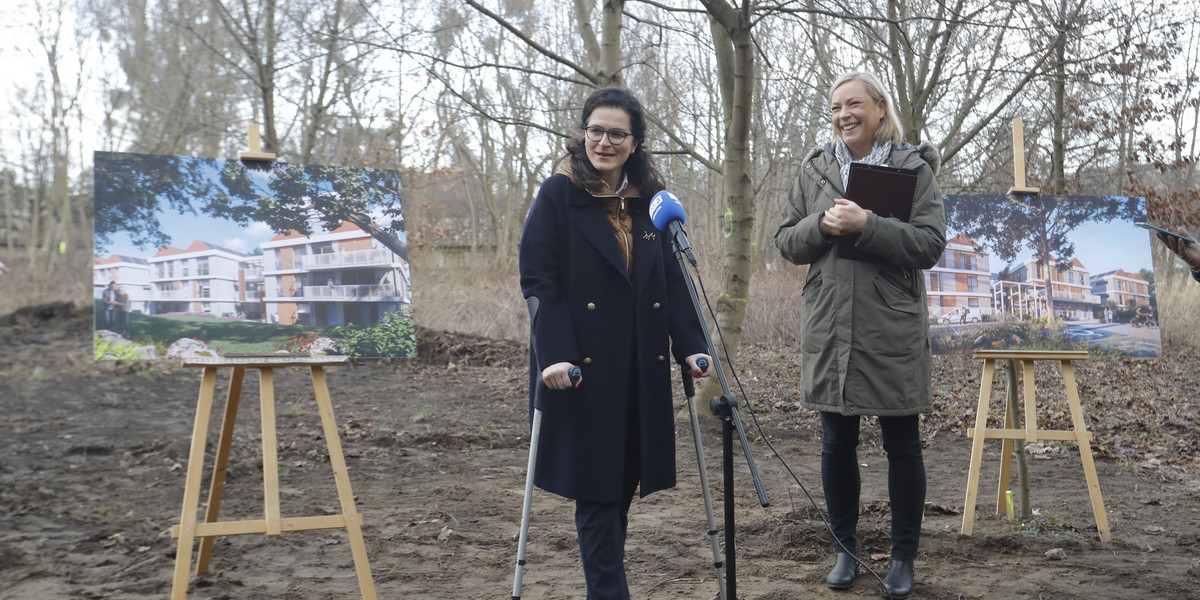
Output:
[
  {"xmin": 683, "ymin": 359, "xmax": 726, "ymax": 600},
  {"xmin": 512, "ymin": 296, "xmax": 578, "ymax": 600}
]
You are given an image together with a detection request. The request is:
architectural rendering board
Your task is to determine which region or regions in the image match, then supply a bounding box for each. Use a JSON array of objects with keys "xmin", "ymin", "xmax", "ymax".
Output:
[
  {"xmin": 931, "ymin": 193, "xmax": 1159, "ymax": 357},
  {"xmin": 92, "ymin": 152, "xmax": 413, "ymax": 360}
]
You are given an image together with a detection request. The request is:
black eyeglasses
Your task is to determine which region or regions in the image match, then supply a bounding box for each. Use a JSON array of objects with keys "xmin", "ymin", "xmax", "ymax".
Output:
[{"xmin": 583, "ymin": 126, "xmax": 631, "ymax": 145}]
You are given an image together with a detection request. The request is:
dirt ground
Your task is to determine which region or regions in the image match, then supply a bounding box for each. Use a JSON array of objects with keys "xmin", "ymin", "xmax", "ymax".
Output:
[{"xmin": 3, "ymin": 303, "xmax": 1200, "ymax": 599}]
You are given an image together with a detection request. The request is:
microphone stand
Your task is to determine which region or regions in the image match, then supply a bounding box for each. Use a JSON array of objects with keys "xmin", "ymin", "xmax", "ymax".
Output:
[
  {"xmin": 667, "ymin": 224, "xmax": 769, "ymax": 600},
  {"xmin": 681, "ymin": 368, "xmax": 726, "ymax": 600}
]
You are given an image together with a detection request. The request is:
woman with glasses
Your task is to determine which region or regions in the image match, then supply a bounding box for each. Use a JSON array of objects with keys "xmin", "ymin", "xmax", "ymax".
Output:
[{"xmin": 519, "ymin": 86, "xmax": 712, "ymax": 599}]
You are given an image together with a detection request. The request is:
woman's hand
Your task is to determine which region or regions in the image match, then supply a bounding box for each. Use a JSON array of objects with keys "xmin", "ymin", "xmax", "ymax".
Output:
[
  {"xmin": 1160, "ymin": 227, "xmax": 1200, "ymax": 272},
  {"xmin": 685, "ymin": 354, "xmax": 713, "ymax": 378},
  {"xmin": 541, "ymin": 362, "xmax": 582, "ymax": 390},
  {"xmin": 819, "ymin": 198, "xmax": 870, "ymax": 236}
]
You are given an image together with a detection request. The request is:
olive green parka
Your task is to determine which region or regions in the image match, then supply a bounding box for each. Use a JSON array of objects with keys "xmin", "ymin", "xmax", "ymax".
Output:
[{"xmin": 774, "ymin": 142, "xmax": 946, "ymax": 416}]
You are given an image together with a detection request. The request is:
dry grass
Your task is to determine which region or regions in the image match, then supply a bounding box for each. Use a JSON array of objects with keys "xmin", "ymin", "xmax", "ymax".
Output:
[
  {"xmin": 409, "ymin": 247, "xmax": 811, "ymax": 347},
  {"xmin": 0, "ymin": 247, "xmax": 93, "ymax": 316},
  {"xmin": 5, "ymin": 244, "xmax": 1196, "ymax": 357},
  {"xmin": 409, "ymin": 248, "xmax": 528, "ymax": 341},
  {"xmin": 1155, "ymin": 262, "xmax": 1200, "ymax": 353},
  {"xmin": 408, "ymin": 249, "xmax": 1199, "ymax": 357}
]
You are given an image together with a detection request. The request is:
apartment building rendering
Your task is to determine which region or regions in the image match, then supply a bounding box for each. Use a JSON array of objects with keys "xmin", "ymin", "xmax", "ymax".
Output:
[
  {"xmin": 922, "ymin": 233, "xmax": 1150, "ymax": 323},
  {"xmin": 1090, "ymin": 269, "xmax": 1151, "ymax": 310},
  {"xmin": 1010, "ymin": 254, "xmax": 1102, "ymax": 320},
  {"xmin": 260, "ymin": 222, "xmax": 410, "ymax": 327},
  {"xmin": 925, "ymin": 234, "xmax": 994, "ymax": 320},
  {"xmin": 141, "ymin": 240, "xmax": 255, "ymax": 318},
  {"xmin": 93, "ymin": 222, "xmax": 409, "ymax": 327}
]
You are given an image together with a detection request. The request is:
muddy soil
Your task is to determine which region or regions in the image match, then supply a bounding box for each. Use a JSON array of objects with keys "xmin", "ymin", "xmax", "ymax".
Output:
[{"xmin": 2, "ymin": 303, "xmax": 1199, "ymax": 599}]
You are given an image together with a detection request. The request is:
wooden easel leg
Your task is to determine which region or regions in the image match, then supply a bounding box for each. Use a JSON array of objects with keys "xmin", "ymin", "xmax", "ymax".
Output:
[
  {"xmin": 196, "ymin": 366, "xmax": 245, "ymax": 575},
  {"xmin": 260, "ymin": 368, "xmax": 282, "ymax": 536},
  {"xmin": 1061, "ymin": 361, "xmax": 1111, "ymax": 542},
  {"xmin": 995, "ymin": 361, "xmax": 1017, "ymax": 516},
  {"xmin": 172, "ymin": 366, "xmax": 219, "ymax": 600},
  {"xmin": 311, "ymin": 366, "xmax": 377, "ymax": 600},
  {"xmin": 962, "ymin": 359, "xmax": 996, "ymax": 536}
]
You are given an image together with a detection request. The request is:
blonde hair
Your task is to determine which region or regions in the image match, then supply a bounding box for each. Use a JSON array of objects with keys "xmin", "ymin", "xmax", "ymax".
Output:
[{"xmin": 828, "ymin": 71, "xmax": 905, "ymax": 146}]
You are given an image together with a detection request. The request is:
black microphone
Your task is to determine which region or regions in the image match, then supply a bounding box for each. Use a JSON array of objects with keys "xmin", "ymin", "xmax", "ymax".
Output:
[{"xmin": 650, "ymin": 190, "xmax": 697, "ymax": 266}]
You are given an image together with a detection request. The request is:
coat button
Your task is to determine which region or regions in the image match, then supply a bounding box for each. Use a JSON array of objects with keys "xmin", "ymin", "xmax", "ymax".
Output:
[
  {"xmin": 583, "ymin": 357, "xmax": 592, "ymax": 364},
  {"xmin": 819, "ymin": 179, "xmax": 826, "ymax": 186},
  {"xmin": 652, "ymin": 302, "xmax": 661, "ymax": 310},
  {"xmin": 587, "ymin": 302, "xmax": 596, "ymax": 311},
  {"xmin": 657, "ymin": 355, "xmax": 665, "ymax": 362}
]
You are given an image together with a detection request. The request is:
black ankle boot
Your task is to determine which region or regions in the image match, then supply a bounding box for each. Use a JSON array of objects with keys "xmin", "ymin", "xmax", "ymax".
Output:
[
  {"xmin": 880, "ymin": 559, "xmax": 914, "ymax": 599},
  {"xmin": 825, "ymin": 552, "xmax": 859, "ymax": 590}
]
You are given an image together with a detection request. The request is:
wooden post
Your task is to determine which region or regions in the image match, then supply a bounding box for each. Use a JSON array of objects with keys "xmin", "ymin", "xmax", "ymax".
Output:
[
  {"xmin": 240, "ymin": 124, "xmax": 277, "ymax": 161},
  {"xmin": 1008, "ymin": 118, "xmax": 1040, "ymax": 196}
]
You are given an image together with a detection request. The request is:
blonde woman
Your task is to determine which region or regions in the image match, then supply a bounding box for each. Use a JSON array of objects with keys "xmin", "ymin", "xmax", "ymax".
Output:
[{"xmin": 774, "ymin": 71, "xmax": 946, "ymax": 599}]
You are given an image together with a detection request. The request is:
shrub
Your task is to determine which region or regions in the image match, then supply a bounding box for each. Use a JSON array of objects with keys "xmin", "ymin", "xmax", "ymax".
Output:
[
  {"xmin": 94, "ymin": 333, "xmax": 146, "ymax": 360},
  {"xmin": 328, "ymin": 308, "xmax": 416, "ymax": 358}
]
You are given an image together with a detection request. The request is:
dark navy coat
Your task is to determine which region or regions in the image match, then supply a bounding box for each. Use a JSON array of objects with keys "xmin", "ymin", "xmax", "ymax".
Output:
[{"xmin": 519, "ymin": 174, "xmax": 708, "ymax": 504}]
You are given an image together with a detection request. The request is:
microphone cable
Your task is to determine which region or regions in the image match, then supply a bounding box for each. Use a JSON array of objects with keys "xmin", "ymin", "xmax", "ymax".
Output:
[{"xmin": 679, "ymin": 247, "xmax": 900, "ymax": 600}]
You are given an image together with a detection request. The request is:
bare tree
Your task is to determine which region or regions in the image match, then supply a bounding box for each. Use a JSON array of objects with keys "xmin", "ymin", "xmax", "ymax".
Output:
[
  {"xmin": 90, "ymin": 0, "xmax": 251, "ymax": 156},
  {"xmin": 3, "ymin": 0, "xmax": 93, "ymax": 298}
]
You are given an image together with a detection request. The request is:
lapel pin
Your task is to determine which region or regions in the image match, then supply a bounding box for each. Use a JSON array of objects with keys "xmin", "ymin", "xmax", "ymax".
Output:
[{"xmin": 642, "ymin": 231, "xmax": 656, "ymax": 241}]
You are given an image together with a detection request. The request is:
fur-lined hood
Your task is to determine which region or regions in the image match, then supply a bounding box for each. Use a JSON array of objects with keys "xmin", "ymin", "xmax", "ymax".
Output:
[{"xmin": 806, "ymin": 140, "xmax": 941, "ymax": 174}]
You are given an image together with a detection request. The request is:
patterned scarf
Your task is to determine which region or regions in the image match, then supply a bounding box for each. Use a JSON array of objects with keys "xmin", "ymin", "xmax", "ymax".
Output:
[{"xmin": 834, "ymin": 138, "xmax": 892, "ymax": 191}]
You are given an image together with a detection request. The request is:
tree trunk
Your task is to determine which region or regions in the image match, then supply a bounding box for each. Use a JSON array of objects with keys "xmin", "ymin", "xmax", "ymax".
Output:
[
  {"xmin": 697, "ymin": 0, "xmax": 756, "ymax": 404},
  {"xmin": 1052, "ymin": 0, "xmax": 1068, "ymax": 196},
  {"xmin": 597, "ymin": 0, "xmax": 624, "ymax": 85},
  {"xmin": 344, "ymin": 212, "xmax": 407, "ymax": 261}
]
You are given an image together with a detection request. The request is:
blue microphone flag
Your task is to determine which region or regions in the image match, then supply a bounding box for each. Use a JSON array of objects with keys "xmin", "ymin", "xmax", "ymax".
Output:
[{"xmin": 649, "ymin": 190, "xmax": 687, "ymax": 231}]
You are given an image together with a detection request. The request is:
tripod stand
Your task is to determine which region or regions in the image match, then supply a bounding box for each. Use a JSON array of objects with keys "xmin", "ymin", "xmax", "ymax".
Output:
[{"xmin": 667, "ymin": 230, "xmax": 769, "ymax": 600}]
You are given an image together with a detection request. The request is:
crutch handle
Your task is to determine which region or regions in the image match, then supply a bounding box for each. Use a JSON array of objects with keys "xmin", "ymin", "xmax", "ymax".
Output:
[{"xmin": 681, "ymin": 357, "xmax": 707, "ymax": 398}]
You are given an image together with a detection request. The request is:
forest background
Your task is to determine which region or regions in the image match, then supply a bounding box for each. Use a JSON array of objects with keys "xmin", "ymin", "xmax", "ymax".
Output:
[{"xmin": 1, "ymin": 0, "xmax": 1199, "ymax": 356}]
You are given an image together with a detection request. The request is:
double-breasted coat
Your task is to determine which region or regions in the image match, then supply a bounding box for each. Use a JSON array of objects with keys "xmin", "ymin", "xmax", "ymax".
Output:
[
  {"xmin": 519, "ymin": 173, "xmax": 708, "ymax": 504},
  {"xmin": 774, "ymin": 142, "xmax": 947, "ymax": 417}
]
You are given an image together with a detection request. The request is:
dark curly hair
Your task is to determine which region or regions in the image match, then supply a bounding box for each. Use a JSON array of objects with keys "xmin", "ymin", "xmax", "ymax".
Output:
[{"xmin": 558, "ymin": 87, "xmax": 666, "ymax": 198}]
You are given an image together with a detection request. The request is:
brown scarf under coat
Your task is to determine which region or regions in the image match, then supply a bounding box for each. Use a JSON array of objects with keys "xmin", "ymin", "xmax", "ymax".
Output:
[{"xmin": 556, "ymin": 162, "xmax": 640, "ymax": 275}]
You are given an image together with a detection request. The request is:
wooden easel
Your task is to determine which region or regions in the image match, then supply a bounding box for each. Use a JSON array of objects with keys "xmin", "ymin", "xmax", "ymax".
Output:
[
  {"xmin": 960, "ymin": 350, "xmax": 1110, "ymax": 542},
  {"xmin": 958, "ymin": 120, "xmax": 1109, "ymax": 542},
  {"xmin": 169, "ymin": 355, "xmax": 377, "ymax": 599},
  {"xmin": 170, "ymin": 125, "xmax": 372, "ymax": 598}
]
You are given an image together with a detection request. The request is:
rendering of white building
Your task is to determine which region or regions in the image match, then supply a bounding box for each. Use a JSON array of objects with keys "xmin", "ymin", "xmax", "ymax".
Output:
[
  {"xmin": 146, "ymin": 240, "xmax": 250, "ymax": 318},
  {"xmin": 94, "ymin": 222, "xmax": 408, "ymax": 328}
]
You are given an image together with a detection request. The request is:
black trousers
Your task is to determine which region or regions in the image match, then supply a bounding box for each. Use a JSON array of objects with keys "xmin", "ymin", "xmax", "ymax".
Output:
[
  {"xmin": 820, "ymin": 411, "xmax": 926, "ymax": 562},
  {"xmin": 574, "ymin": 370, "xmax": 642, "ymax": 600},
  {"xmin": 575, "ymin": 492, "xmax": 635, "ymax": 600}
]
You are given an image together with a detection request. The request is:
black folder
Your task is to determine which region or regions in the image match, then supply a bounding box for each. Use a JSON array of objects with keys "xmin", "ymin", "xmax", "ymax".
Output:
[{"xmin": 835, "ymin": 162, "xmax": 919, "ymax": 262}]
